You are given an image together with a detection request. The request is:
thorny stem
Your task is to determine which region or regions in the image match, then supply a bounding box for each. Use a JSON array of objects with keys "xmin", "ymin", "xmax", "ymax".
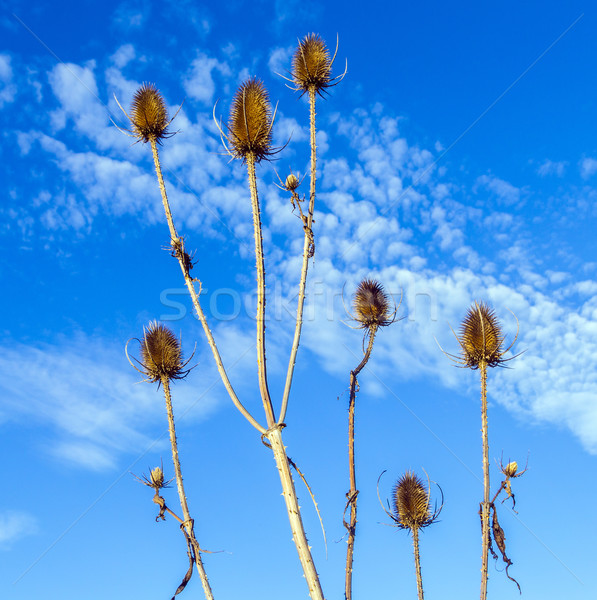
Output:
[
  {"xmin": 267, "ymin": 425, "xmax": 325, "ymax": 600},
  {"xmin": 149, "ymin": 138, "xmax": 266, "ymax": 434},
  {"xmin": 162, "ymin": 378, "xmax": 214, "ymax": 600},
  {"xmin": 412, "ymin": 527, "xmax": 424, "ymax": 600},
  {"xmin": 480, "ymin": 361, "xmax": 490, "ymax": 600},
  {"xmin": 345, "ymin": 325, "xmax": 377, "ymax": 600},
  {"xmin": 246, "ymin": 152, "xmax": 276, "ymax": 428},
  {"xmin": 279, "ymin": 85, "xmax": 318, "ymax": 425}
]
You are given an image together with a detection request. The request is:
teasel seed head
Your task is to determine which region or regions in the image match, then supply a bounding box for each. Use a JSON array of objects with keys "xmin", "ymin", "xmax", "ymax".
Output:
[
  {"xmin": 503, "ymin": 461, "xmax": 518, "ymax": 478},
  {"xmin": 130, "ymin": 83, "xmax": 171, "ymax": 143},
  {"xmin": 459, "ymin": 301, "xmax": 507, "ymax": 368},
  {"xmin": 292, "ymin": 33, "xmax": 332, "ymax": 94},
  {"xmin": 353, "ymin": 279, "xmax": 393, "ymax": 330},
  {"xmin": 393, "ymin": 471, "xmax": 435, "ymax": 532},
  {"xmin": 285, "ymin": 173, "xmax": 300, "ymax": 192},
  {"xmin": 227, "ymin": 78, "xmax": 274, "ymax": 163},
  {"xmin": 140, "ymin": 321, "xmax": 188, "ymax": 383},
  {"xmin": 150, "ymin": 466, "xmax": 165, "ymax": 489}
]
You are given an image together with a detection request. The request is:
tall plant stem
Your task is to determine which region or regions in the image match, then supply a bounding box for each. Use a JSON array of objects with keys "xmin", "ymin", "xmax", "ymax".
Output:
[
  {"xmin": 480, "ymin": 361, "xmax": 490, "ymax": 600},
  {"xmin": 149, "ymin": 138, "xmax": 265, "ymax": 434},
  {"xmin": 267, "ymin": 425, "xmax": 325, "ymax": 600},
  {"xmin": 246, "ymin": 152, "xmax": 276, "ymax": 427},
  {"xmin": 345, "ymin": 326, "xmax": 377, "ymax": 600},
  {"xmin": 412, "ymin": 527, "xmax": 424, "ymax": 600},
  {"xmin": 279, "ymin": 85, "xmax": 318, "ymax": 425},
  {"xmin": 162, "ymin": 378, "xmax": 214, "ymax": 600}
]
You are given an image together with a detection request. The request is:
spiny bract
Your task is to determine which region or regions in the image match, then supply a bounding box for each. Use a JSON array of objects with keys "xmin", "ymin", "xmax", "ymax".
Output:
[
  {"xmin": 140, "ymin": 321, "xmax": 186, "ymax": 383},
  {"xmin": 459, "ymin": 301, "xmax": 506, "ymax": 368},
  {"xmin": 292, "ymin": 33, "xmax": 332, "ymax": 94},
  {"xmin": 130, "ymin": 83, "xmax": 170, "ymax": 143},
  {"xmin": 227, "ymin": 78, "xmax": 273, "ymax": 162},
  {"xmin": 393, "ymin": 471, "xmax": 432, "ymax": 531},
  {"xmin": 353, "ymin": 279, "xmax": 392, "ymax": 329}
]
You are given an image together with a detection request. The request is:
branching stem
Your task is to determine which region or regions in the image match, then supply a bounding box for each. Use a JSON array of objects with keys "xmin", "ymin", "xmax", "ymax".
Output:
[
  {"xmin": 345, "ymin": 325, "xmax": 377, "ymax": 600},
  {"xmin": 149, "ymin": 138, "xmax": 265, "ymax": 434},
  {"xmin": 279, "ymin": 85, "xmax": 318, "ymax": 424},
  {"xmin": 162, "ymin": 378, "xmax": 214, "ymax": 600}
]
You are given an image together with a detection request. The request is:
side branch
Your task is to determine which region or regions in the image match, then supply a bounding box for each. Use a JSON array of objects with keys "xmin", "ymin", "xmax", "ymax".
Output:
[{"xmin": 150, "ymin": 139, "xmax": 265, "ymax": 434}]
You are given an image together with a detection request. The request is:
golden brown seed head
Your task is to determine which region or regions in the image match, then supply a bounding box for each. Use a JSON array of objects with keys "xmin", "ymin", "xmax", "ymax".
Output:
[
  {"xmin": 140, "ymin": 321, "xmax": 185, "ymax": 383},
  {"xmin": 393, "ymin": 471, "xmax": 432, "ymax": 531},
  {"xmin": 227, "ymin": 78, "xmax": 273, "ymax": 162},
  {"xmin": 353, "ymin": 279, "xmax": 392, "ymax": 329},
  {"xmin": 285, "ymin": 173, "xmax": 300, "ymax": 191},
  {"xmin": 459, "ymin": 301, "xmax": 505, "ymax": 368},
  {"xmin": 150, "ymin": 466, "xmax": 165, "ymax": 489},
  {"xmin": 130, "ymin": 83, "xmax": 170, "ymax": 143},
  {"xmin": 292, "ymin": 33, "xmax": 332, "ymax": 93},
  {"xmin": 504, "ymin": 461, "xmax": 518, "ymax": 478}
]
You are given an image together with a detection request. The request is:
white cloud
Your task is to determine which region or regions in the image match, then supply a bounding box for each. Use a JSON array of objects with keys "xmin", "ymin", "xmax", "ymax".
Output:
[
  {"xmin": 0, "ymin": 511, "xmax": 38, "ymax": 549},
  {"xmin": 110, "ymin": 44, "xmax": 136, "ymax": 69},
  {"xmin": 580, "ymin": 157, "xmax": 597, "ymax": 179},
  {"xmin": 183, "ymin": 52, "xmax": 230, "ymax": 105},
  {"xmin": 0, "ymin": 53, "xmax": 17, "ymax": 108},
  {"xmin": 537, "ymin": 159, "xmax": 566, "ymax": 177},
  {"xmin": 268, "ymin": 46, "xmax": 293, "ymax": 77},
  {"xmin": 476, "ymin": 174, "xmax": 522, "ymax": 206}
]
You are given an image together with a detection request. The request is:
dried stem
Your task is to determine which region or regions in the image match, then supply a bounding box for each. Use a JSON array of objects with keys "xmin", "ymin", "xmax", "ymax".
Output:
[
  {"xmin": 412, "ymin": 527, "xmax": 424, "ymax": 600},
  {"xmin": 162, "ymin": 378, "xmax": 214, "ymax": 600},
  {"xmin": 480, "ymin": 361, "xmax": 490, "ymax": 600},
  {"xmin": 246, "ymin": 152, "xmax": 276, "ymax": 427},
  {"xmin": 279, "ymin": 85, "xmax": 318, "ymax": 424},
  {"xmin": 345, "ymin": 325, "xmax": 377, "ymax": 600},
  {"xmin": 149, "ymin": 138, "xmax": 265, "ymax": 434},
  {"xmin": 267, "ymin": 425, "xmax": 325, "ymax": 600}
]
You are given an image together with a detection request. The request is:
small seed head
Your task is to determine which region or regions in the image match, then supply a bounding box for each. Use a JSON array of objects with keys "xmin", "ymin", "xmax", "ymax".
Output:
[
  {"xmin": 393, "ymin": 471, "xmax": 432, "ymax": 531},
  {"xmin": 140, "ymin": 321, "xmax": 186, "ymax": 383},
  {"xmin": 227, "ymin": 78, "xmax": 273, "ymax": 162},
  {"xmin": 130, "ymin": 83, "xmax": 170, "ymax": 143},
  {"xmin": 353, "ymin": 279, "xmax": 392, "ymax": 329},
  {"xmin": 504, "ymin": 461, "xmax": 518, "ymax": 478},
  {"xmin": 292, "ymin": 34, "xmax": 332, "ymax": 93},
  {"xmin": 150, "ymin": 466, "xmax": 165, "ymax": 489},
  {"xmin": 285, "ymin": 173, "xmax": 300, "ymax": 191},
  {"xmin": 459, "ymin": 301, "xmax": 506, "ymax": 368}
]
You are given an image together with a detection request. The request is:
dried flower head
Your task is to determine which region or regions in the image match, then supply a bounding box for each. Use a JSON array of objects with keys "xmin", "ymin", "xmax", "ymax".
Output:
[
  {"xmin": 353, "ymin": 279, "xmax": 393, "ymax": 329},
  {"xmin": 139, "ymin": 321, "xmax": 189, "ymax": 383},
  {"xmin": 227, "ymin": 78, "xmax": 274, "ymax": 162},
  {"xmin": 392, "ymin": 471, "xmax": 434, "ymax": 531},
  {"xmin": 459, "ymin": 301, "xmax": 507, "ymax": 368},
  {"xmin": 129, "ymin": 84, "xmax": 172, "ymax": 143},
  {"xmin": 149, "ymin": 466, "xmax": 165, "ymax": 489},
  {"xmin": 292, "ymin": 34, "xmax": 332, "ymax": 94},
  {"xmin": 285, "ymin": 173, "xmax": 300, "ymax": 192},
  {"xmin": 503, "ymin": 461, "xmax": 518, "ymax": 478}
]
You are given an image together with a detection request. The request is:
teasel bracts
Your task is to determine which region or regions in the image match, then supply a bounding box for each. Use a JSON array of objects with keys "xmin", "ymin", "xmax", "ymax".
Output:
[
  {"xmin": 292, "ymin": 34, "xmax": 332, "ymax": 94},
  {"xmin": 140, "ymin": 321, "xmax": 187, "ymax": 383},
  {"xmin": 459, "ymin": 301, "xmax": 506, "ymax": 368},
  {"xmin": 392, "ymin": 471, "xmax": 436, "ymax": 531},
  {"xmin": 130, "ymin": 83, "xmax": 171, "ymax": 143},
  {"xmin": 227, "ymin": 78, "xmax": 274, "ymax": 162},
  {"xmin": 353, "ymin": 279, "xmax": 393, "ymax": 330}
]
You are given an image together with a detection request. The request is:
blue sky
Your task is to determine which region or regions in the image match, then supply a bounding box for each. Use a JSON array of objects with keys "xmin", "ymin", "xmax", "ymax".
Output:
[{"xmin": 1, "ymin": 1, "xmax": 596, "ymax": 598}]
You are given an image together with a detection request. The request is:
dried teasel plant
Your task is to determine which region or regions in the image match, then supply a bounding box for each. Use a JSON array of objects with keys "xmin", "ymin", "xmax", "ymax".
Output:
[
  {"xmin": 126, "ymin": 323, "xmax": 213, "ymax": 600},
  {"xmin": 438, "ymin": 301, "xmax": 520, "ymax": 600},
  {"xmin": 343, "ymin": 279, "xmax": 399, "ymax": 600},
  {"xmin": 378, "ymin": 470, "xmax": 442, "ymax": 600}
]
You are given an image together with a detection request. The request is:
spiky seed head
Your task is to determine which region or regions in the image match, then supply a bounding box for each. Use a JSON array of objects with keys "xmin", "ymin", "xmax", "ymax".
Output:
[
  {"xmin": 459, "ymin": 301, "xmax": 506, "ymax": 368},
  {"xmin": 140, "ymin": 321, "xmax": 186, "ymax": 383},
  {"xmin": 130, "ymin": 83, "xmax": 170, "ymax": 143},
  {"xmin": 393, "ymin": 471, "xmax": 432, "ymax": 531},
  {"xmin": 353, "ymin": 279, "xmax": 392, "ymax": 329},
  {"xmin": 150, "ymin": 466, "xmax": 165, "ymax": 489},
  {"xmin": 504, "ymin": 461, "xmax": 518, "ymax": 478},
  {"xmin": 285, "ymin": 173, "xmax": 300, "ymax": 191},
  {"xmin": 227, "ymin": 78, "xmax": 273, "ymax": 162},
  {"xmin": 292, "ymin": 33, "xmax": 332, "ymax": 93}
]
